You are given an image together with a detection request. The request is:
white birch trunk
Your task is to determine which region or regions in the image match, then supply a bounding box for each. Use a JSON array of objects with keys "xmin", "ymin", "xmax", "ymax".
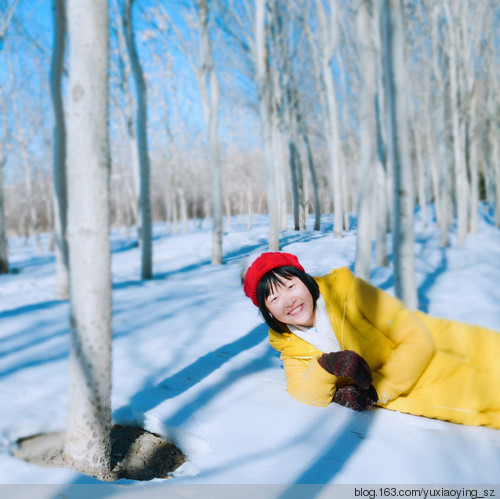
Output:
[
  {"xmin": 300, "ymin": 122, "xmax": 321, "ymax": 231},
  {"xmin": 468, "ymin": 91, "xmax": 478, "ymax": 235},
  {"xmin": 423, "ymin": 94, "xmax": 442, "ymax": 226},
  {"xmin": 256, "ymin": 0, "xmax": 279, "ymax": 250},
  {"xmin": 21, "ymin": 147, "xmax": 41, "ymax": 251},
  {"xmin": 383, "ymin": 0, "xmax": 417, "ymax": 308},
  {"xmin": 413, "ymin": 122, "xmax": 427, "ymax": 229},
  {"xmin": 316, "ymin": 0, "xmax": 344, "ymax": 238},
  {"xmin": 50, "ymin": 0, "xmax": 70, "ymax": 299},
  {"xmin": 354, "ymin": 0, "xmax": 377, "ymax": 279},
  {"xmin": 491, "ymin": 124, "xmax": 500, "ymax": 227},
  {"xmin": 271, "ymin": 111, "xmax": 287, "ymax": 231},
  {"xmin": 375, "ymin": 159, "xmax": 388, "ymax": 267},
  {"xmin": 247, "ymin": 182, "xmax": 253, "ymax": 230},
  {"xmin": 196, "ymin": 0, "xmax": 223, "ymax": 264},
  {"xmin": 64, "ymin": 0, "xmax": 112, "ymax": 479},
  {"xmin": 177, "ymin": 185, "xmax": 188, "ymax": 234},
  {"xmin": 425, "ymin": 0, "xmax": 451, "ymax": 245},
  {"xmin": 444, "ymin": 0, "xmax": 468, "ymax": 247},
  {"xmin": 123, "ymin": 0, "xmax": 153, "ymax": 279},
  {"xmin": 113, "ymin": 0, "xmax": 140, "ymax": 235},
  {"xmin": 374, "ymin": 0, "xmax": 390, "ymax": 267}
]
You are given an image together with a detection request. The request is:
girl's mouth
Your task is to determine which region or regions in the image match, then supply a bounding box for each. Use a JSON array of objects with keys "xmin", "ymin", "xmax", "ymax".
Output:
[{"xmin": 289, "ymin": 304, "xmax": 303, "ymax": 316}]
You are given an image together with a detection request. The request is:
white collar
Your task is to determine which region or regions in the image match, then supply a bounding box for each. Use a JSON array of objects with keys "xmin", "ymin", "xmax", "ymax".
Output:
[{"xmin": 288, "ymin": 294, "xmax": 341, "ymax": 353}]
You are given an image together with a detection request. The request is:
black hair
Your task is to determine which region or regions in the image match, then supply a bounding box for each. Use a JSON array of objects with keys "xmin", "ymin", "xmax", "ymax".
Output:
[{"xmin": 256, "ymin": 265, "xmax": 319, "ymax": 333}]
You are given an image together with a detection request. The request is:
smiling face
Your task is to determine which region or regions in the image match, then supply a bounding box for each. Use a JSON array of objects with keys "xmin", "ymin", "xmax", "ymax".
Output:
[{"xmin": 264, "ymin": 276, "xmax": 316, "ymax": 328}]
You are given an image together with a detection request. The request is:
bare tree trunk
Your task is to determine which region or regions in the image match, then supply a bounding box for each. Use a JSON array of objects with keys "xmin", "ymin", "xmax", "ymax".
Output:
[
  {"xmin": 271, "ymin": 111, "xmax": 287, "ymax": 231},
  {"xmin": 412, "ymin": 120, "xmax": 427, "ymax": 229},
  {"xmin": 21, "ymin": 147, "xmax": 42, "ymax": 251},
  {"xmin": 113, "ymin": 0, "xmax": 140, "ymax": 238},
  {"xmin": 489, "ymin": 122, "xmax": 500, "ymax": 227},
  {"xmin": 64, "ymin": 0, "xmax": 113, "ymax": 479},
  {"xmin": 468, "ymin": 91, "xmax": 478, "ymax": 235},
  {"xmin": 383, "ymin": 0, "xmax": 417, "ymax": 308},
  {"xmin": 195, "ymin": 0, "xmax": 223, "ymax": 264},
  {"xmin": 374, "ymin": 1, "xmax": 389, "ymax": 267},
  {"xmin": 256, "ymin": 0, "xmax": 279, "ymax": 250},
  {"xmin": 375, "ymin": 159, "xmax": 388, "ymax": 267},
  {"xmin": 444, "ymin": 0, "xmax": 468, "ymax": 247},
  {"xmin": 315, "ymin": 0, "xmax": 344, "ymax": 238},
  {"xmin": 223, "ymin": 196, "xmax": 229, "ymax": 231},
  {"xmin": 123, "ymin": 0, "xmax": 153, "ymax": 279},
  {"xmin": 50, "ymin": 0, "xmax": 70, "ymax": 299},
  {"xmin": 177, "ymin": 185, "xmax": 188, "ymax": 234},
  {"xmin": 355, "ymin": 0, "xmax": 377, "ymax": 279},
  {"xmin": 247, "ymin": 182, "xmax": 253, "ymax": 230},
  {"xmin": 300, "ymin": 123, "xmax": 321, "ymax": 231}
]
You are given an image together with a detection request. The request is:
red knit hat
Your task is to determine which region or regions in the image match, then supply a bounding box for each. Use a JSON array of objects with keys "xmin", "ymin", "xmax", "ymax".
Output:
[{"xmin": 243, "ymin": 252, "xmax": 305, "ymax": 307}]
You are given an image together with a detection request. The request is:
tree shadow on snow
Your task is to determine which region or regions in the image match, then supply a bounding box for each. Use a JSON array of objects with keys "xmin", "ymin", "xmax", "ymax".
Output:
[
  {"xmin": 416, "ymin": 247, "xmax": 448, "ymax": 313},
  {"xmin": 270, "ymin": 410, "xmax": 376, "ymax": 498},
  {"xmin": 113, "ymin": 324, "xmax": 270, "ymax": 420}
]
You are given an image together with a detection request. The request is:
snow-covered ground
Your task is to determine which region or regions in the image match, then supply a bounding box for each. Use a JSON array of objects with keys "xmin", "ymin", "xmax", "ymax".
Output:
[{"xmin": 1, "ymin": 206, "xmax": 500, "ymax": 492}]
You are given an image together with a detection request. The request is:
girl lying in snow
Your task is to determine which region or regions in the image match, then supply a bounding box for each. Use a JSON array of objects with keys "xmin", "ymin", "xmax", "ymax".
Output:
[{"xmin": 242, "ymin": 251, "xmax": 500, "ymax": 429}]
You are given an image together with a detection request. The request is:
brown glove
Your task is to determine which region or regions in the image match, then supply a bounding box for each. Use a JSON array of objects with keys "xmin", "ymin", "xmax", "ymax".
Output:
[
  {"xmin": 333, "ymin": 384, "xmax": 378, "ymax": 411},
  {"xmin": 317, "ymin": 350, "xmax": 372, "ymax": 389}
]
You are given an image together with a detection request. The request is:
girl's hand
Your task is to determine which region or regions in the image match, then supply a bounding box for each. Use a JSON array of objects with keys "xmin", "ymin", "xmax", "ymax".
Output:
[
  {"xmin": 318, "ymin": 350, "xmax": 372, "ymax": 389},
  {"xmin": 333, "ymin": 384, "xmax": 378, "ymax": 411}
]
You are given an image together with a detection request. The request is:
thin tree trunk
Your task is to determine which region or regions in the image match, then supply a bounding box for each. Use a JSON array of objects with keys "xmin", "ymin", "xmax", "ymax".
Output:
[
  {"xmin": 123, "ymin": 0, "xmax": 153, "ymax": 279},
  {"xmin": 256, "ymin": 0, "xmax": 279, "ymax": 250},
  {"xmin": 177, "ymin": 185, "xmax": 188, "ymax": 234},
  {"xmin": 64, "ymin": 0, "xmax": 112, "ymax": 479},
  {"xmin": 383, "ymin": 0, "xmax": 417, "ymax": 308},
  {"xmin": 271, "ymin": 112, "xmax": 287, "ymax": 231},
  {"xmin": 375, "ymin": 159, "xmax": 388, "ymax": 267},
  {"xmin": 413, "ymin": 121, "xmax": 427, "ymax": 229},
  {"xmin": 247, "ymin": 182, "xmax": 253, "ymax": 230},
  {"xmin": 196, "ymin": 0, "xmax": 223, "ymax": 264},
  {"xmin": 50, "ymin": 0, "xmax": 70, "ymax": 299},
  {"xmin": 300, "ymin": 123, "xmax": 321, "ymax": 231},
  {"xmin": 317, "ymin": 0, "xmax": 344, "ymax": 238},
  {"xmin": 355, "ymin": 0, "xmax": 377, "ymax": 279},
  {"xmin": 468, "ymin": 91, "xmax": 478, "ymax": 235},
  {"xmin": 114, "ymin": 0, "xmax": 141, "ymax": 240},
  {"xmin": 491, "ymin": 123, "xmax": 500, "ymax": 227},
  {"xmin": 444, "ymin": 0, "xmax": 468, "ymax": 247}
]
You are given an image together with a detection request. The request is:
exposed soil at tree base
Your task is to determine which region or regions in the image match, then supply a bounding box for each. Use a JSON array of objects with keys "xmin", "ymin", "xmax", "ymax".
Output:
[{"xmin": 13, "ymin": 424, "xmax": 186, "ymax": 481}]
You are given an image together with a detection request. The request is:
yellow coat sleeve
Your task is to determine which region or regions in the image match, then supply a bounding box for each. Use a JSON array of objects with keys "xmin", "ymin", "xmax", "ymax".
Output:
[
  {"xmin": 350, "ymin": 276, "xmax": 436, "ymax": 403},
  {"xmin": 281, "ymin": 353, "xmax": 338, "ymax": 407}
]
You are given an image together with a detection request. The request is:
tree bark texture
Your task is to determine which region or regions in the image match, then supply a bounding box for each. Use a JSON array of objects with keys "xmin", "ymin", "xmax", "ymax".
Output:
[
  {"xmin": 316, "ymin": 0, "xmax": 344, "ymax": 238},
  {"xmin": 64, "ymin": 0, "xmax": 113, "ymax": 479},
  {"xmin": 383, "ymin": 0, "xmax": 417, "ymax": 309}
]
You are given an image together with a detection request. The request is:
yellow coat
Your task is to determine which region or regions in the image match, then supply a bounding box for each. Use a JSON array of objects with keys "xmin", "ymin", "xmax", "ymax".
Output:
[{"xmin": 268, "ymin": 267, "xmax": 500, "ymax": 429}]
